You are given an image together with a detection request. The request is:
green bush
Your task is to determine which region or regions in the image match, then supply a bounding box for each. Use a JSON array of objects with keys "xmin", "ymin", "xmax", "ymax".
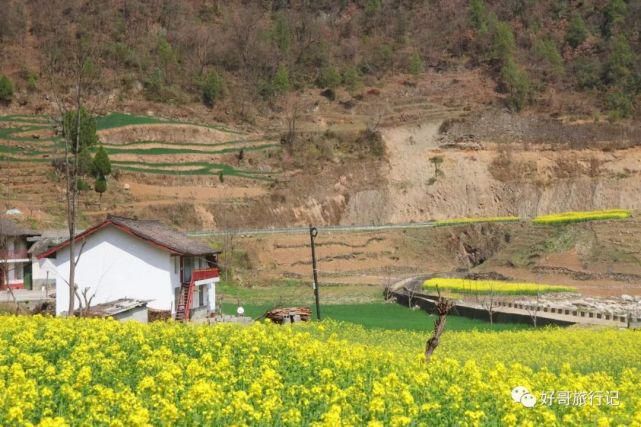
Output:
[
  {"xmin": 272, "ymin": 64, "xmax": 290, "ymax": 95},
  {"xmin": 76, "ymin": 178, "xmax": 91, "ymax": 192},
  {"xmin": 26, "ymin": 73, "xmax": 37, "ymax": 92},
  {"xmin": 94, "ymin": 175, "xmax": 107, "ymax": 198},
  {"xmin": 365, "ymin": 0, "xmax": 381, "ymax": 16},
  {"xmin": 342, "ymin": 67, "xmax": 361, "ymax": 91},
  {"xmin": 202, "ymin": 71, "xmax": 224, "ymax": 107},
  {"xmin": 317, "ymin": 66, "xmax": 341, "ymax": 89},
  {"xmin": 358, "ymin": 128, "xmax": 385, "ymax": 157},
  {"xmin": 0, "ymin": 75, "xmax": 14, "ymax": 103},
  {"xmin": 500, "ymin": 58, "xmax": 531, "ymax": 112},
  {"xmin": 573, "ymin": 57, "xmax": 602, "ymax": 89},
  {"xmin": 603, "ymin": 0, "xmax": 627, "ymax": 38},
  {"xmin": 469, "ymin": 0, "xmax": 489, "ymax": 33},
  {"xmin": 606, "ymin": 91, "xmax": 633, "ymax": 120},
  {"xmin": 408, "ymin": 52, "xmax": 424, "ymax": 75},
  {"xmin": 371, "ymin": 44, "xmax": 394, "ymax": 72},
  {"xmin": 271, "ymin": 13, "xmax": 291, "ymax": 53},
  {"xmin": 566, "ymin": 14, "xmax": 588, "ymax": 48},
  {"xmin": 604, "ymin": 35, "xmax": 635, "ymax": 86},
  {"xmin": 143, "ymin": 68, "xmax": 166, "ymax": 101}
]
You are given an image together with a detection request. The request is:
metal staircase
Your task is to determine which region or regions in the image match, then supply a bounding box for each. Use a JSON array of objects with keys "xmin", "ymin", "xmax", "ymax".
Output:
[{"xmin": 175, "ymin": 279, "xmax": 195, "ymax": 322}]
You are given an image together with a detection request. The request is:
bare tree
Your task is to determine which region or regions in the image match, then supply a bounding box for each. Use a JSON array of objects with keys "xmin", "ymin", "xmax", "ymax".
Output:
[
  {"xmin": 480, "ymin": 286, "xmax": 498, "ymax": 325},
  {"xmin": 74, "ymin": 286, "xmax": 96, "ymax": 317},
  {"xmin": 44, "ymin": 25, "xmax": 101, "ymax": 316},
  {"xmin": 381, "ymin": 266, "xmax": 395, "ymax": 302},
  {"xmin": 425, "ymin": 289, "xmax": 455, "ymax": 362},
  {"xmin": 0, "ymin": 220, "xmax": 19, "ymax": 313},
  {"xmin": 524, "ymin": 284, "xmax": 543, "ymax": 327},
  {"xmin": 283, "ymin": 94, "xmax": 300, "ymax": 148},
  {"xmin": 404, "ymin": 285, "xmax": 417, "ymax": 309}
]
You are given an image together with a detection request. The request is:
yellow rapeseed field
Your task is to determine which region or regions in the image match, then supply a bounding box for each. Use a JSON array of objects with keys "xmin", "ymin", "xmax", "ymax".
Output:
[
  {"xmin": 423, "ymin": 277, "xmax": 575, "ymax": 295},
  {"xmin": 0, "ymin": 316, "xmax": 640, "ymax": 426},
  {"xmin": 533, "ymin": 209, "xmax": 631, "ymax": 225}
]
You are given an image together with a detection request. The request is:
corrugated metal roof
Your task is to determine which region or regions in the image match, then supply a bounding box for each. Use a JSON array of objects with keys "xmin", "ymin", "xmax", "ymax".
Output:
[{"xmin": 87, "ymin": 298, "xmax": 148, "ymax": 316}]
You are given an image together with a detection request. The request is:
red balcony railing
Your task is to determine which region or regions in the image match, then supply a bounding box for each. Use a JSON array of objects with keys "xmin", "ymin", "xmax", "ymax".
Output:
[
  {"xmin": 191, "ymin": 268, "xmax": 220, "ymax": 282},
  {"xmin": 0, "ymin": 249, "xmax": 29, "ymax": 260}
]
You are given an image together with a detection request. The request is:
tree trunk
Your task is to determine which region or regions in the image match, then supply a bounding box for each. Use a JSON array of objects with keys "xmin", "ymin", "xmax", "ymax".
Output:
[{"xmin": 425, "ymin": 297, "xmax": 455, "ymax": 362}]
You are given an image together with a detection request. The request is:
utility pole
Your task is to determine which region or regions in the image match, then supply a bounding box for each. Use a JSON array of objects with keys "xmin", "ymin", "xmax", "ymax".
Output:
[{"xmin": 309, "ymin": 224, "xmax": 321, "ymax": 320}]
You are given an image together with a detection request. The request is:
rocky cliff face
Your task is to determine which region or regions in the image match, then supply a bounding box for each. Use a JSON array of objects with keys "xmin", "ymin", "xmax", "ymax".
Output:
[{"xmin": 340, "ymin": 114, "xmax": 641, "ymax": 226}]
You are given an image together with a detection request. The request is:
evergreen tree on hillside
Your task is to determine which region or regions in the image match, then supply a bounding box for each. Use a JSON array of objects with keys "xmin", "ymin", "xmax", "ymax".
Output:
[
  {"xmin": 566, "ymin": 14, "xmax": 588, "ymax": 48},
  {"xmin": 202, "ymin": 71, "xmax": 224, "ymax": 108},
  {"xmin": 469, "ymin": 0, "xmax": 489, "ymax": 33},
  {"xmin": 0, "ymin": 75, "xmax": 13, "ymax": 104},
  {"xmin": 94, "ymin": 175, "xmax": 107, "ymax": 207},
  {"xmin": 491, "ymin": 21, "xmax": 516, "ymax": 64},
  {"xmin": 500, "ymin": 58, "xmax": 532, "ymax": 112},
  {"xmin": 603, "ymin": 0, "xmax": 627, "ymax": 38},
  {"xmin": 91, "ymin": 144, "xmax": 111, "ymax": 208},
  {"xmin": 92, "ymin": 144, "xmax": 112, "ymax": 178},
  {"xmin": 62, "ymin": 108, "xmax": 98, "ymax": 176},
  {"xmin": 272, "ymin": 64, "xmax": 290, "ymax": 95}
]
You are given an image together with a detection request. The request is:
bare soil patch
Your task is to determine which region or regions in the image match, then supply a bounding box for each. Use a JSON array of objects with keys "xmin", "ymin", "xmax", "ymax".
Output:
[{"xmin": 99, "ymin": 124, "xmax": 249, "ymax": 145}]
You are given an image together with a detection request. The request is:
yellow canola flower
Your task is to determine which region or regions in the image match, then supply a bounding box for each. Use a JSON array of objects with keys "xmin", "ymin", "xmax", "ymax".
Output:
[
  {"xmin": 533, "ymin": 209, "xmax": 631, "ymax": 225},
  {"xmin": 424, "ymin": 277, "xmax": 575, "ymax": 295},
  {"xmin": 0, "ymin": 315, "xmax": 637, "ymax": 426}
]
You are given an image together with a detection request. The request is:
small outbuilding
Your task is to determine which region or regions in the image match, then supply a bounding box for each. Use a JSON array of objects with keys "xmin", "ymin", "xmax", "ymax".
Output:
[{"xmin": 85, "ymin": 298, "xmax": 149, "ymax": 323}]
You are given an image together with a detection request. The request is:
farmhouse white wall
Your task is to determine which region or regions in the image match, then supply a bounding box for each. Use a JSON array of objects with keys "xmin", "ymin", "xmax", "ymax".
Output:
[{"xmin": 52, "ymin": 226, "xmax": 181, "ymax": 315}]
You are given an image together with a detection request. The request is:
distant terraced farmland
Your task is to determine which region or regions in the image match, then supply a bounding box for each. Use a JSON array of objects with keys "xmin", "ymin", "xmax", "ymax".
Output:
[{"xmin": 0, "ymin": 113, "xmax": 279, "ymax": 181}]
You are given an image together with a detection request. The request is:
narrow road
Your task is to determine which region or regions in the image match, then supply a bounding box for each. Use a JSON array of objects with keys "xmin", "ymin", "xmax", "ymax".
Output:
[{"xmin": 187, "ymin": 221, "xmax": 441, "ymax": 237}]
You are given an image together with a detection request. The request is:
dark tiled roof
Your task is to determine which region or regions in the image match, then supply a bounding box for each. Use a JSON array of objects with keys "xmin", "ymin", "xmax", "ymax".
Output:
[
  {"xmin": 107, "ymin": 215, "xmax": 217, "ymax": 256},
  {"xmin": 39, "ymin": 215, "xmax": 219, "ymax": 258},
  {"xmin": 0, "ymin": 217, "xmax": 40, "ymax": 237}
]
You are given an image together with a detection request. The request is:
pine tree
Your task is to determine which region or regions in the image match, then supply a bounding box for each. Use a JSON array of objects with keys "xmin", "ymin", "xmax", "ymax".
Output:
[
  {"xmin": 92, "ymin": 144, "xmax": 112, "ymax": 178},
  {"xmin": 566, "ymin": 14, "xmax": 588, "ymax": 48},
  {"xmin": 94, "ymin": 175, "xmax": 107, "ymax": 208},
  {"xmin": 0, "ymin": 75, "xmax": 13, "ymax": 103}
]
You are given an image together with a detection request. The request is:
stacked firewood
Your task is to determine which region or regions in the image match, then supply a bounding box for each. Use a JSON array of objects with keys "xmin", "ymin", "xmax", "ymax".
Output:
[{"xmin": 265, "ymin": 307, "xmax": 312, "ymax": 324}]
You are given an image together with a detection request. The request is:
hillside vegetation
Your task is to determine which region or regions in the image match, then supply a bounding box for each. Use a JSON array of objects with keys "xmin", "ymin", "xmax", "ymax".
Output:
[{"xmin": 0, "ymin": 1, "xmax": 640, "ymax": 118}]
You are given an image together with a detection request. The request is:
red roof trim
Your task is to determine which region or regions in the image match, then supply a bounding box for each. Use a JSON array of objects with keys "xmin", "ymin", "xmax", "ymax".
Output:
[{"xmin": 37, "ymin": 219, "xmax": 184, "ymax": 259}]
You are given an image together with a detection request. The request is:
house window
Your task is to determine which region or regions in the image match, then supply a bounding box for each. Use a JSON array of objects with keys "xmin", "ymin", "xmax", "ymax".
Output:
[
  {"xmin": 15, "ymin": 264, "xmax": 22, "ymax": 280},
  {"xmin": 173, "ymin": 257, "xmax": 178, "ymax": 274},
  {"xmin": 199, "ymin": 285, "xmax": 205, "ymax": 307}
]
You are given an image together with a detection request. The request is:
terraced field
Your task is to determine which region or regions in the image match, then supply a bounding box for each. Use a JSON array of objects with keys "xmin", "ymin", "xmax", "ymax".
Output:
[{"xmin": 0, "ymin": 113, "xmax": 279, "ymax": 180}]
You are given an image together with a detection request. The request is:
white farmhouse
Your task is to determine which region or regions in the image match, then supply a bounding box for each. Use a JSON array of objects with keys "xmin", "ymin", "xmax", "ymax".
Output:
[{"xmin": 38, "ymin": 215, "xmax": 220, "ymax": 320}]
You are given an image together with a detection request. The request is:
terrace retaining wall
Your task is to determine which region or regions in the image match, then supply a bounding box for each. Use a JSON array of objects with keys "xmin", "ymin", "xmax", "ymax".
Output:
[{"xmin": 392, "ymin": 290, "xmax": 640, "ymax": 328}]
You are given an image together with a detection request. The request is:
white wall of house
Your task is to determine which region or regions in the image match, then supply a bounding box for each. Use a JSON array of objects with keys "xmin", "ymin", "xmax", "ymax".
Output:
[
  {"xmin": 51, "ymin": 226, "xmax": 180, "ymax": 315},
  {"xmin": 31, "ymin": 256, "xmax": 54, "ymax": 288}
]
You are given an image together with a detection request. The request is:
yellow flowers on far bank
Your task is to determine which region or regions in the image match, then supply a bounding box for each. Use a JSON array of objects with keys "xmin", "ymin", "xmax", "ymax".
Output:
[
  {"xmin": 431, "ymin": 209, "xmax": 633, "ymax": 228},
  {"xmin": 0, "ymin": 316, "xmax": 639, "ymax": 426},
  {"xmin": 423, "ymin": 277, "xmax": 575, "ymax": 295},
  {"xmin": 533, "ymin": 209, "xmax": 631, "ymax": 225}
]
